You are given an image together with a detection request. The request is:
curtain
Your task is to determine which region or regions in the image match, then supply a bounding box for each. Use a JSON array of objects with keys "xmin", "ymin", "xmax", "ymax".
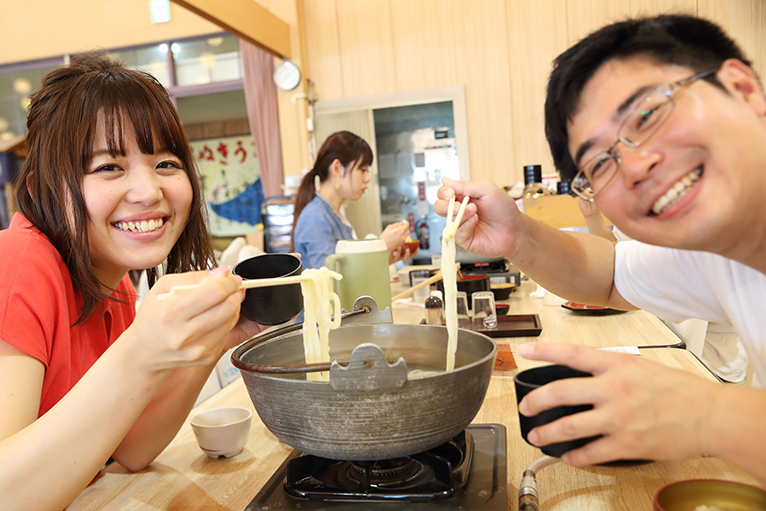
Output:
[{"xmin": 240, "ymin": 40, "xmax": 284, "ymax": 198}]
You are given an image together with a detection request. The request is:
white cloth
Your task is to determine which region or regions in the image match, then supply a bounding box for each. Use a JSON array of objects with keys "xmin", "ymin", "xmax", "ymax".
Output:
[{"xmin": 613, "ymin": 241, "xmax": 763, "ymax": 387}]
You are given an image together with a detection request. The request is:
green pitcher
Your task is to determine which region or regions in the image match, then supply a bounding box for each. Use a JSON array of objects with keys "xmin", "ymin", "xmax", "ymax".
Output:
[{"xmin": 325, "ymin": 238, "xmax": 392, "ymax": 312}]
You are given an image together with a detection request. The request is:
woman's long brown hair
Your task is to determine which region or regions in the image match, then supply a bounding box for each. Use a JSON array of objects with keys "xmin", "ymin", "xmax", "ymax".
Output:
[
  {"xmin": 290, "ymin": 131, "xmax": 373, "ymax": 250},
  {"xmin": 15, "ymin": 52, "xmax": 215, "ymax": 323}
]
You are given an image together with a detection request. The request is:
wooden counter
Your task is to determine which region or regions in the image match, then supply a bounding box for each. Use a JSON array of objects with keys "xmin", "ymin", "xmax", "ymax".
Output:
[{"xmin": 67, "ymin": 281, "xmax": 761, "ymax": 511}]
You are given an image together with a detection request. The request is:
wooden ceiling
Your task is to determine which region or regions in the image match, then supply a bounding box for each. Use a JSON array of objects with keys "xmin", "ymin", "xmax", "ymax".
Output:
[{"xmin": 170, "ymin": 0, "xmax": 291, "ymax": 59}]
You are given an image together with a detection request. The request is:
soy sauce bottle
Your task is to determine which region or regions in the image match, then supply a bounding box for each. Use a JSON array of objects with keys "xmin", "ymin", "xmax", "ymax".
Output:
[{"xmin": 522, "ymin": 164, "xmax": 553, "ymax": 199}]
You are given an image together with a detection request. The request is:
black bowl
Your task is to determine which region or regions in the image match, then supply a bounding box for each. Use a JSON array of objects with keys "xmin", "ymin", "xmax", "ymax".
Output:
[
  {"xmin": 490, "ymin": 282, "xmax": 517, "ymax": 301},
  {"xmin": 495, "ymin": 303, "xmax": 510, "ymax": 316},
  {"xmin": 514, "ymin": 364, "xmax": 600, "ymax": 457},
  {"xmin": 233, "ymin": 254, "xmax": 303, "ymax": 325},
  {"xmin": 436, "ymin": 274, "xmax": 490, "ymax": 310}
]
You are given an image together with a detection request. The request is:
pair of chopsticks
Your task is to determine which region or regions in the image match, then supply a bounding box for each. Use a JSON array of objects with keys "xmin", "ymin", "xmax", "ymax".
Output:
[
  {"xmin": 391, "ymin": 263, "xmax": 462, "ymax": 302},
  {"xmin": 443, "ymin": 195, "xmax": 470, "ymax": 241},
  {"xmin": 156, "ymin": 270, "xmax": 342, "ymax": 301}
]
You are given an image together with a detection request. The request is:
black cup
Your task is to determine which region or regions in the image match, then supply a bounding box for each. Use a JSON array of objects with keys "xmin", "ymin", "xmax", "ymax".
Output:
[
  {"xmin": 232, "ymin": 253, "xmax": 303, "ymax": 325},
  {"xmin": 514, "ymin": 364, "xmax": 601, "ymax": 457}
]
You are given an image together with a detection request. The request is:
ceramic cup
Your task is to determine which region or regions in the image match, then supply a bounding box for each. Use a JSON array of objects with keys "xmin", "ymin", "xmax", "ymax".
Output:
[
  {"xmin": 190, "ymin": 407, "xmax": 252, "ymax": 458},
  {"xmin": 233, "ymin": 253, "xmax": 303, "ymax": 325},
  {"xmin": 514, "ymin": 364, "xmax": 600, "ymax": 457}
]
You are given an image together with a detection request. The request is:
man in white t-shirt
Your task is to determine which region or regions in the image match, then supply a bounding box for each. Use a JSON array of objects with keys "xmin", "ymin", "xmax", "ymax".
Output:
[
  {"xmin": 436, "ymin": 14, "xmax": 766, "ymax": 481},
  {"xmin": 578, "ymin": 198, "xmax": 750, "ymax": 384}
]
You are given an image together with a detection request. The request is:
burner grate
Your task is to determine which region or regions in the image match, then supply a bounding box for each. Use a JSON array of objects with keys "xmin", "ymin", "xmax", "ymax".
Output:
[
  {"xmin": 283, "ymin": 430, "xmax": 472, "ymax": 501},
  {"xmin": 245, "ymin": 424, "xmax": 508, "ymax": 510}
]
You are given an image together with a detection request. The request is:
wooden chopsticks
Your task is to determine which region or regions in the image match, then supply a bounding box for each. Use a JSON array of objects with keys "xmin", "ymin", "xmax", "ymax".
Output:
[
  {"xmin": 157, "ymin": 270, "xmax": 342, "ymax": 301},
  {"xmin": 391, "ymin": 263, "xmax": 462, "ymax": 302}
]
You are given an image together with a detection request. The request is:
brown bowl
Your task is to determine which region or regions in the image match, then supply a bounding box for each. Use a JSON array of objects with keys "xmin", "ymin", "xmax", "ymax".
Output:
[
  {"xmin": 654, "ymin": 479, "xmax": 766, "ymax": 511},
  {"xmin": 402, "ymin": 241, "xmax": 420, "ymax": 254},
  {"xmin": 491, "ymin": 282, "xmax": 517, "ymax": 301}
]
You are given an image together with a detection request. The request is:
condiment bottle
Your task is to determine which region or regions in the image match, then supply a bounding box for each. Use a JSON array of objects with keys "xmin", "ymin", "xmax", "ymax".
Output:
[
  {"xmin": 425, "ymin": 290, "xmax": 444, "ymax": 325},
  {"xmin": 522, "ymin": 164, "xmax": 553, "ymax": 199}
]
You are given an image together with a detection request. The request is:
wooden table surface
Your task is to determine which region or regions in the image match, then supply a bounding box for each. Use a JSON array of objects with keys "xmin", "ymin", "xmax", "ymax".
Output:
[{"xmin": 67, "ymin": 279, "xmax": 761, "ymax": 511}]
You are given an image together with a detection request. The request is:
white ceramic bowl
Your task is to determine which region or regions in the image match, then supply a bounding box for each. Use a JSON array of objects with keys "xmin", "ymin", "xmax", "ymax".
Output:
[{"xmin": 190, "ymin": 407, "xmax": 252, "ymax": 458}]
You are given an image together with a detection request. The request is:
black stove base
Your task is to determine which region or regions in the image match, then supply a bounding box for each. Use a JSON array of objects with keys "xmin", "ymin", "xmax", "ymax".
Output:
[{"xmin": 245, "ymin": 424, "xmax": 507, "ymax": 510}]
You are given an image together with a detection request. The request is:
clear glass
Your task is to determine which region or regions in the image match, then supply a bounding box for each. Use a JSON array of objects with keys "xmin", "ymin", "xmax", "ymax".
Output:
[
  {"xmin": 456, "ymin": 291, "xmax": 469, "ymax": 321},
  {"xmin": 571, "ymin": 66, "xmax": 719, "ymax": 200},
  {"xmin": 410, "ymin": 269, "xmax": 431, "ymax": 303},
  {"xmin": 472, "ymin": 291, "xmax": 497, "ymax": 329}
]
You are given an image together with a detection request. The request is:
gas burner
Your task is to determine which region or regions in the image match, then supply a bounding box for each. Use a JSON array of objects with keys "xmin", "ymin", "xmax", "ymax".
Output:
[
  {"xmin": 284, "ymin": 430, "xmax": 472, "ymax": 501},
  {"xmin": 346, "ymin": 458, "xmax": 424, "ymax": 488},
  {"xmin": 245, "ymin": 424, "xmax": 507, "ymax": 510}
]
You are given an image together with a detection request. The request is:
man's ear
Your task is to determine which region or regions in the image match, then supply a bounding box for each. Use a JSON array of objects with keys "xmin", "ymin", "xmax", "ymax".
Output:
[{"xmin": 718, "ymin": 58, "xmax": 766, "ymax": 117}]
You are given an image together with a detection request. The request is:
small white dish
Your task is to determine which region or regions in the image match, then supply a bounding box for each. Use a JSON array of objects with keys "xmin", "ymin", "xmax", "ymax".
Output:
[{"xmin": 190, "ymin": 406, "xmax": 252, "ymax": 458}]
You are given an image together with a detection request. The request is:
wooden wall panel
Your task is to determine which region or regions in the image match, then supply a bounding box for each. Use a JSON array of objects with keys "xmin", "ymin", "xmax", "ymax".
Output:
[
  {"xmin": 699, "ymin": 0, "xmax": 766, "ymax": 78},
  {"xmin": 302, "ymin": 0, "xmax": 344, "ymax": 101},
  {"xmin": 389, "ymin": 0, "xmax": 459, "ymax": 92},
  {"xmin": 506, "ymin": 0, "xmax": 569, "ymax": 179},
  {"xmin": 449, "ymin": 0, "xmax": 514, "ymax": 187},
  {"xmin": 336, "ymin": 0, "xmax": 397, "ymax": 97},
  {"xmin": 299, "ymin": 0, "xmax": 766, "ymax": 186},
  {"xmin": 564, "ymin": 0, "xmax": 635, "ymax": 46},
  {"xmin": 628, "ymin": 0, "xmax": 696, "ymax": 17},
  {"xmin": 259, "ymin": 0, "xmax": 313, "ymax": 177}
]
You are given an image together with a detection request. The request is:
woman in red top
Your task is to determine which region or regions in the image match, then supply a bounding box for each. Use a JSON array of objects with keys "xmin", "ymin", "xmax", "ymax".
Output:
[{"xmin": 0, "ymin": 53, "xmax": 264, "ymax": 510}]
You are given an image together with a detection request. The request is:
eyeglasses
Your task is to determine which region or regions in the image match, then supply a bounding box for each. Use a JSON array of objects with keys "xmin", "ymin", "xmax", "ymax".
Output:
[{"xmin": 570, "ymin": 66, "xmax": 719, "ymax": 200}]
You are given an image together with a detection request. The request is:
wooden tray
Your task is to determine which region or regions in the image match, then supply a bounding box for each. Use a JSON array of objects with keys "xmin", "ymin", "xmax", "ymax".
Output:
[{"xmin": 461, "ymin": 314, "xmax": 542, "ymax": 338}]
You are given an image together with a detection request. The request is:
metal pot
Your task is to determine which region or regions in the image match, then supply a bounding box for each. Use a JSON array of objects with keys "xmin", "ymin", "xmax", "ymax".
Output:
[{"xmin": 231, "ymin": 324, "xmax": 496, "ymax": 460}]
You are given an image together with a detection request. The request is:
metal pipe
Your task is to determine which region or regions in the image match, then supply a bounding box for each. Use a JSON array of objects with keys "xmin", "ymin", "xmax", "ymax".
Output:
[{"xmin": 518, "ymin": 455, "xmax": 560, "ymax": 511}]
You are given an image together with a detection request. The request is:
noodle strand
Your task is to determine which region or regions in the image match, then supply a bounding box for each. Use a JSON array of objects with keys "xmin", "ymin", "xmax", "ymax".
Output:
[
  {"xmin": 442, "ymin": 195, "xmax": 469, "ymax": 371},
  {"xmin": 300, "ymin": 267, "xmax": 343, "ymax": 381}
]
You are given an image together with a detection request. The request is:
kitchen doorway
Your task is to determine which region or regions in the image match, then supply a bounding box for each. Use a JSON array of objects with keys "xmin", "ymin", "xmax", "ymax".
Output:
[{"xmin": 313, "ymin": 86, "xmax": 470, "ymax": 261}]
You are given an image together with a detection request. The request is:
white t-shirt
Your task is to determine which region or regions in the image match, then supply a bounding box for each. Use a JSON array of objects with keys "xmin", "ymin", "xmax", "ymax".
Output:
[{"xmin": 613, "ymin": 241, "xmax": 765, "ymax": 387}]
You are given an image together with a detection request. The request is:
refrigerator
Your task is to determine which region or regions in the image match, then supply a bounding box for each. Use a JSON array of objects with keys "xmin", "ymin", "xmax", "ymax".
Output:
[{"xmin": 373, "ymin": 101, "xmax": 460, "ymax": 263}]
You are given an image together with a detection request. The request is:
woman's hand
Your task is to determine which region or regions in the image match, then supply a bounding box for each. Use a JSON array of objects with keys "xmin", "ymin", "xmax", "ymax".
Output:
[
  {"xmin": 223, "ymin": 313, "xmax": 268, "ymax": 351},
  {"xmin": 434, "ymin": 177, "xmax": 522, "ymax": 259},
  {"xmin": 381, "ymin": 220, "xmax": 412, "ymax": 264},
  {"xmin": 126, "ymin": 266, "xmax": 245, "ymax": 373}
]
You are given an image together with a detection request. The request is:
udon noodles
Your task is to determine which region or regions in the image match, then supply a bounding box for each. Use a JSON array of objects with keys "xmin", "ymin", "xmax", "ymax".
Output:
[
  {"xmin": 408, "ymin": 195, "xmax": 469, "ymax": 379},
  {"xmin": 300, "ymin": 267, "xmax": 342, "ymax": 381},
  {"xmin": 442, "ymin": 195, "xmax": 470, "ymax": 371}
]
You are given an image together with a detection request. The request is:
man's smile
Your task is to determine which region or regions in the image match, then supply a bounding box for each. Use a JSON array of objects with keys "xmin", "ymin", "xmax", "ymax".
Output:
[{"xmin": 650, "ymin": 166, "xmax": 702, "ymax": 215}]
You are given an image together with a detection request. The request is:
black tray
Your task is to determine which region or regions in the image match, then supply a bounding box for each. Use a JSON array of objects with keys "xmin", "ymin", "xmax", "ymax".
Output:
[{"xmin": 462, "ymin": 314, "xmax": 542, "ymax": 338}]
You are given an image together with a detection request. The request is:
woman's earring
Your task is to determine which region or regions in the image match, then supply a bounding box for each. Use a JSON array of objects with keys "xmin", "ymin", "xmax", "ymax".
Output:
[{"xmin": 334, "ymin": 181, "xmax": 340, "ymax": 189}]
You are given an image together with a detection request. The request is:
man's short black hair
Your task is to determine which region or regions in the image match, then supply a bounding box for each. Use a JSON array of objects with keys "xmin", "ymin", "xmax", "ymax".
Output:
[{"xmin": 544, "ymin": 14, "xmax": 753, "ymax": 183}]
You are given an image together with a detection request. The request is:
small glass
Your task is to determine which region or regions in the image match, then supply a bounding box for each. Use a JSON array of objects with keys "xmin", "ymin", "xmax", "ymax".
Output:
[
  {"xmin": 456, "ymin": 291, "xmax": 470, "ymax": 321},
  {"xmin": 410, "ymin": 269, "xmax": 432, "ymax": 303},
  {"xmin": 472, "ymin": 291, "xmax": 497, "ymax": 329}
]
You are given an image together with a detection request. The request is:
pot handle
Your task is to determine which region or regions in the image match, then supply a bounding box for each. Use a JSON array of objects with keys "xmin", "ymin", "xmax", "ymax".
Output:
[{"xmin": 329, "ymin": 343, "xmax": 408, "ymax": 392}]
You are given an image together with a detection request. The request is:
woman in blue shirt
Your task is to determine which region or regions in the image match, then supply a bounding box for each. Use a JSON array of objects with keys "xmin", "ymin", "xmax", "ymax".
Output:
[{"xmin": 292, "ymin": 131, "xmax": 415, "ymax": 270}]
